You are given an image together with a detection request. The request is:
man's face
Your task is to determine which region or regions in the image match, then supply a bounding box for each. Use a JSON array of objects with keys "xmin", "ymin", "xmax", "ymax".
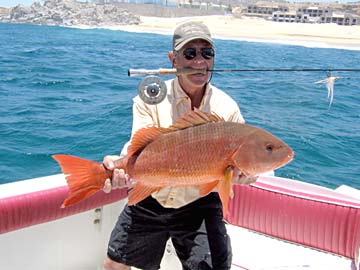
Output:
[{"xmin": 173, "ymin": 39, "xmax": 214, "ymax": 91}]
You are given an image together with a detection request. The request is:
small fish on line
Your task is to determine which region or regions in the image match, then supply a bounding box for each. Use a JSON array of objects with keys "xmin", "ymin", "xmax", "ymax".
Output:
[
  {"xmin": 53, "ymin": 109, "xmax": 294, "ymax": 215},
  {"xmin": 314, "ymin": 76, "xmax": 340, "ymax": 106}
]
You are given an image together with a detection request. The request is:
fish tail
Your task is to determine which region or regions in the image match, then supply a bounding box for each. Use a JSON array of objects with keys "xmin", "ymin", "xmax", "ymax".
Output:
[
  {"xmin": 61, "ymin": 186, "xmax": 100, "ymax": 208},
  {"xmin": 52, "ymin": 154, "xmax": 110, "ymax": 207}
]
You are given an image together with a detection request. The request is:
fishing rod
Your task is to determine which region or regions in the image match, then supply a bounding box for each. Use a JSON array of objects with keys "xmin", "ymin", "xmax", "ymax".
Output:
[
  {"xmin": 128, "ymin": 68, "xmax": 360, "ymax": 77},
  {"xmin": 128, "ymin": 67, "xmax": 360, "ymax": 105}
]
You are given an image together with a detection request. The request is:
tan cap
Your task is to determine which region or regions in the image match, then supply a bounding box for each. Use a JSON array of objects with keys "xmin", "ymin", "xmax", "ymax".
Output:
[{"xmin": 173, "ymin": 21, "xmax": 214, "ymax": 51}]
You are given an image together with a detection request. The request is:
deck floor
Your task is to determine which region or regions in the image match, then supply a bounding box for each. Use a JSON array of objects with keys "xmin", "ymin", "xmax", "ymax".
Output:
[
  {"xmin": 159, "ymin": 224, "xmax": 352, "ymax": 270},
  {"xmin": 228, "ymin": 224, "xmax": 351, "ymax": 270}
]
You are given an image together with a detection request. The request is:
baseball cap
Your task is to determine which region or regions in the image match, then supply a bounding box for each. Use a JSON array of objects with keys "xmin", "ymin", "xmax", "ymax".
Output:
[{"xmin": 173, "ymin": 21, "xmax": 214, "ymax": 51}]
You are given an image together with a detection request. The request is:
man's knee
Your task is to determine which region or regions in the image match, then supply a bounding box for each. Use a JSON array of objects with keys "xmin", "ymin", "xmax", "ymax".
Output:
[{"xmin": 103, "ymin": 256, "xmax": 131, "ymax": 270}]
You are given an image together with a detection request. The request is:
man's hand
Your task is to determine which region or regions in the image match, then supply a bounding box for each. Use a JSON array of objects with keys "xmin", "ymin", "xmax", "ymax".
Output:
[
  {"xmin": 232, "ymin": 167, "xmax": 258, "ymax": 185},
  {"xmin": 102, "ymin": 155, "xmax": 135, "ymax": 193}
]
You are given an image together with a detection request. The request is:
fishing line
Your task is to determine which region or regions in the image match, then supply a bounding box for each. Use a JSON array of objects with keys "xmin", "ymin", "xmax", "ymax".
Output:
[
  {"xmin": 208, "ymin": 68, "xmax": 360, "ymax": 73},
  {"xmin": 341, "ymin": 76, "xmax": 360, "ymax": 79}
]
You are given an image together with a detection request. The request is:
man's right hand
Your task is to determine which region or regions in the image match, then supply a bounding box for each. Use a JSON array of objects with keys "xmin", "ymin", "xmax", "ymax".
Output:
[{"xmin": 102, "ymin": 155, "xmax": 134, "ymax": 193}]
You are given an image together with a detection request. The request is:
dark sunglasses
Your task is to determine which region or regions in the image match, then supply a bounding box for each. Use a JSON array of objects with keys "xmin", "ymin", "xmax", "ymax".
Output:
[{"xmin": 182, "ymin": 47, "xmax": 215, "ymax": 60}]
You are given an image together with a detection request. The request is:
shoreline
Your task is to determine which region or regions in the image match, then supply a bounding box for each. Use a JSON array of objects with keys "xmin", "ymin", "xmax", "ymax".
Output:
[{"xmin": 89, "ymin": 15, "xmax": 360, "ymax": 51}]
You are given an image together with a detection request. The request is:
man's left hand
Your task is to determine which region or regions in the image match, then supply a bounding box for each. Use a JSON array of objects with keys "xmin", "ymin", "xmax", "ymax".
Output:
[{"xmin": 232, "ymin": 168, "xmax": 258, "ymax": 185}]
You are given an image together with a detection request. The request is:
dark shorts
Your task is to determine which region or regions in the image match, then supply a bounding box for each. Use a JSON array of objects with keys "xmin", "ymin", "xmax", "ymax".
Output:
[{"xmin": 107, "ymin": 192, "xmax": 232, "ymax": 270}]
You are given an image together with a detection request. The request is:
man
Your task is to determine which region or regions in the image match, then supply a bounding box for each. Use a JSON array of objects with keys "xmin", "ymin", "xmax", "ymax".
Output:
[{"xmin": 103, "ymin": 21, "xmax": 254, "ymax": 270}]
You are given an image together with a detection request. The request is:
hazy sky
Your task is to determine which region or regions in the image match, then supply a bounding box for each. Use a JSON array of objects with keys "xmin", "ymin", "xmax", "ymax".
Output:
[
  {"xmin": 0, "ymin": 0, "xmax": 35, "ymax": 7},
  {"xmin": 0, "ymin": 0, "xmax": 358, "ymax": 7}
]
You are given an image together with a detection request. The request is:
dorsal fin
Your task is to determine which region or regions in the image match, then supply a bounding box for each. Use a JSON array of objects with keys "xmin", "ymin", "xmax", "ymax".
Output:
[
  {"xmin": 168, "ymin": 108, "xmax": 223, "ymax": 131},
  {"xmin": 128, "ymin": 109, "xmax": 223, "ymax": 158},
  {"xmin": 128, "ymin": 126, "xmax": 166, "ymax": 158}
]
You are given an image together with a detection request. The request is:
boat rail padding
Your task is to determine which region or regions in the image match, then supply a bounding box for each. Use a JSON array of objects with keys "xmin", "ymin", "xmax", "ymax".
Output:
[
  {"xmin": 226, "ymin": 176, "xmax": 360, "ymax": 270},
  {"xmin": 0, "ymin": 184, "xmax": 128, "ymax": 234}
]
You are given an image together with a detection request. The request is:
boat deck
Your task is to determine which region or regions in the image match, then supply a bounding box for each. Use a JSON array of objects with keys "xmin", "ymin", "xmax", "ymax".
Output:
[
  {"xmin": 161, "ymin": 225, "xmax": 352, "ymax": 270},
  {"xmin": 161, "ymin": 224, "xmax": 352, "ymax": 270},
  {"xmin": 227, "ymin": 224, "xmax": 351, "ymax": 270}
]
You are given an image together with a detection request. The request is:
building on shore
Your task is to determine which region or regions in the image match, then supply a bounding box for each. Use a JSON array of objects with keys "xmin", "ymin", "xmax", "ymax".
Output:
[
  {"xmin": 272, "ymin": 11, "xmax": 298, "ymax": 23},
  {"xmin": 244, "ymin": 3, "xmax": 360, "ymax": 25},
  {"xmin": 296, "ymin": 6, "xmax": 331, "ymax": 18},
  {"xmin": 246, "ymin": 4, "xmax": 289, "ymax": 17},
  {"xmin": 320, "ymin": 12, "xmax": 360, "ymax": 25},
  {"xmin": 0, "ymin": 7, "xmax": 10, "ymax": 17}
]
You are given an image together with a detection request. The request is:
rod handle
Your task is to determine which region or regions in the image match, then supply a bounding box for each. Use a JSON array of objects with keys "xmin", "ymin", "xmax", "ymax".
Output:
[{"xmin": 128, "ymin": 68, "xmax": 177, "ymax": 77}]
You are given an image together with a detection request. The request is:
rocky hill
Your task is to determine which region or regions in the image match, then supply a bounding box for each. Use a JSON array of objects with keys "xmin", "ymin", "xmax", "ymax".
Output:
[{"xmin": 0, "ymin": 0, "xmax": 140, "ymax": 27}]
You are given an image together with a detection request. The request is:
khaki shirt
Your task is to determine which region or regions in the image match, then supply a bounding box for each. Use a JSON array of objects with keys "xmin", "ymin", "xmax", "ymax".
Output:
[{"xmin": 121, "ymin": 77, "xmax": 245, "ymax": 208}]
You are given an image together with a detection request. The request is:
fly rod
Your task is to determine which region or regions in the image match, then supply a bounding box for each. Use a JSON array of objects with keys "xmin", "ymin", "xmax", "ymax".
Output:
[{"xmin": 128, "ymin": 68, "xmax": 360, "ymax": 77}]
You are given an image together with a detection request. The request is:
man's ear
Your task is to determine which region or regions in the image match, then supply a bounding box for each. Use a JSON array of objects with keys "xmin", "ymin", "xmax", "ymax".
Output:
[{"xmin": 168, "ymin": 51, "xmax": 176, "ymax": 67}]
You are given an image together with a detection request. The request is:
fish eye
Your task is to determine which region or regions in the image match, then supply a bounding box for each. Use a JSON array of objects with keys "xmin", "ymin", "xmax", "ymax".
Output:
[{"xmin": 266, "ymin": 144, "xmax": 273, "ymax": 152}]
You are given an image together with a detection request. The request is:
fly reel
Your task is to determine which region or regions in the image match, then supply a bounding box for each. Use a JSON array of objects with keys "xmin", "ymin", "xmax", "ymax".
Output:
[{"xmin": 138, "ymin": 75, "xmax": 167, "ymax": 105}]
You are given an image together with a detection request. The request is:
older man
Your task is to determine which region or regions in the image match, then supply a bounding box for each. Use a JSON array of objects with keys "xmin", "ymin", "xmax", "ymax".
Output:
[{"xmin": 103, "ymin": 21, "xmax": 249, "ymax": 270}]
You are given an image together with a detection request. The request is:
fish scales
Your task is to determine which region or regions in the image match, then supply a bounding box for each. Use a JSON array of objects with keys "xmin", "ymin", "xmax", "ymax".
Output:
[{"xmin": 128, "ymin": 122, "xmax": 249, "ymax": 186}]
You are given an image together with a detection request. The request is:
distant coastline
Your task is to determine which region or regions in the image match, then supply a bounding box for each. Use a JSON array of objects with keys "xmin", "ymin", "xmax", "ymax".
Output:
[
  {"xmin": 91, "ymin": 15, "xmax": 360, "ymax": 51},
  {"xmin": 1, "ymin": 1, "xmax": 360, "ymax": 51}
]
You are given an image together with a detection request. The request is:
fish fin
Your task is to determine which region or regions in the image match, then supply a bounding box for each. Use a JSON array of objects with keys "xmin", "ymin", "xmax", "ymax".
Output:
[
  {"xmin": 128, "ymin": 127, "xmax": 166, "ymax": 157},
  {"xmin": 128, "ymin": 109, "xmax": 223, "ymax": 157},
  {"xmin": 127, "ymin": 183, "xmax": 160, "ymax": 205},
  {"xmin": 199, "ymin": 180, "xmax": 219, "ymax": 196},
  {"xmin": 61, "ymin": 186, "xmax": 100, "ymax": 208},
  {"xmin": 52, "ymin": 154, "xmax": 109, "ymax": 207},
  {"xmin": 169, "ymin": 108, "xmax": 223, "ymax": 130},
  {"xmin": 218, "ymin": 166, "xmax": 234, "ymax": 217}
]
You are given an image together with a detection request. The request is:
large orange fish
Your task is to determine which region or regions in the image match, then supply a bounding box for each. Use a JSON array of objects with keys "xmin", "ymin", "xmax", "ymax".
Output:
[{"xmin": 53, "ymin": 109, "xmax": 294, "ymax": 214}]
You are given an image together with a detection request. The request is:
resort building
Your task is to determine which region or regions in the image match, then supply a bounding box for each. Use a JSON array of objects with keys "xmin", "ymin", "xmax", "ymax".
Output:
[
  {"xmin": 272, "ymin": 11, "xmax": 297, "ymax": 23},
  {"xmin": 0, "ymin": 7, "xmax": 10, "ymax": 17},
  {"xmin": 246, "ymin": 4, "xmax": 289, "ymax": 17},
  {"xmin": 269, "ymin": 4, "xmax": 360, "ymax": 25},
  {"xmin": 320, "ymin": 12, "xmax": 360, "ymax": 25},
  {"xmin": 296, "ymin": 6, "xmax": 331, "ymax": 18}
]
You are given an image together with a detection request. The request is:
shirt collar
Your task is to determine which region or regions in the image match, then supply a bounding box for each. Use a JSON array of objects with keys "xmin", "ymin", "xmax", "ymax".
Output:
[{"xmin": 172, "ymin": 77, "xmax": 212, "ymax": 107}]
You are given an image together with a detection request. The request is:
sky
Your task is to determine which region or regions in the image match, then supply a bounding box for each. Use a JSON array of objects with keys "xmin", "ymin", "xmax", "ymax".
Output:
[
  {"xmin": 0, "ymin": 0, "xmax": 359, "ymax": 7},
  {"xmin": 0, "ymin": 0, "xmax": 36, "ymax": 7}
]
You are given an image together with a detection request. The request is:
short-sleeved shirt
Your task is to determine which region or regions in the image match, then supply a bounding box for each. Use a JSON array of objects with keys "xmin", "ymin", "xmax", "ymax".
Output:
[{"xmin": 120, "ymin": 77, "xmax": 245, "ymax": 208}]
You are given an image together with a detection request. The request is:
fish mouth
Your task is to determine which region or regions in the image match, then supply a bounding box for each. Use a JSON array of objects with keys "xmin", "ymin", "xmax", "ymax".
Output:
[
  {"xmin": 244, "ymin": 148, "xmax": 295, "ymax": 176},
  {"xmin": 286, "ymin": 148, "xmax": 295, "ymax": 163},
  {"xmin": 273, "ymin": 148, "xmax": 294, "ymax": 170}
]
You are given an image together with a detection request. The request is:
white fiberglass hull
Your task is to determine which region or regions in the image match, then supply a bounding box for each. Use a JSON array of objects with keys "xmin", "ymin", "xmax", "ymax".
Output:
[{"xmin": 0, "ymin": 174, "xmax": 359, "ymax": 270}]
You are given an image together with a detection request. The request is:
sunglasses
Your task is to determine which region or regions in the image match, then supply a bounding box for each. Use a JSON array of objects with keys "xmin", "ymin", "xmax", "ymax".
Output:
[{"xmin": 182, "ymin": 47, "xmax": 215, "ymax": 60}]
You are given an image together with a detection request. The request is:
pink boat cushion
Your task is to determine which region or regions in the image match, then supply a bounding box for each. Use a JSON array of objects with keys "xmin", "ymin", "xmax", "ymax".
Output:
[
  {"xmin": 0, "ymin": 185, "xmax": 128, "ymax": 234},
  {"xmin": 226, "ymin": 178, "xmax": 360, "ymax": 268}
]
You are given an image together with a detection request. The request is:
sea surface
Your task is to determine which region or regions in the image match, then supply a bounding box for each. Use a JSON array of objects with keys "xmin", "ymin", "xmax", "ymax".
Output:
[{"xmin": 0, "ymin": 23, "xmax": 359, "ymax": 190}]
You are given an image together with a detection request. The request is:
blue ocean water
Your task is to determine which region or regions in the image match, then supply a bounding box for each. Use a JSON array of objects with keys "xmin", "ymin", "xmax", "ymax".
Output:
[{"xmin": 0, "ymin": 23, "xmax": 359, "ymax": 190}]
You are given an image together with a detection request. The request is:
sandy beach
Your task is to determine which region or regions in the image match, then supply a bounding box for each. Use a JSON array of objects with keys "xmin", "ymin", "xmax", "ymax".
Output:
[{"xmin": 103, "ymin": 15, "xmax": 360, "ymax": 50}]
